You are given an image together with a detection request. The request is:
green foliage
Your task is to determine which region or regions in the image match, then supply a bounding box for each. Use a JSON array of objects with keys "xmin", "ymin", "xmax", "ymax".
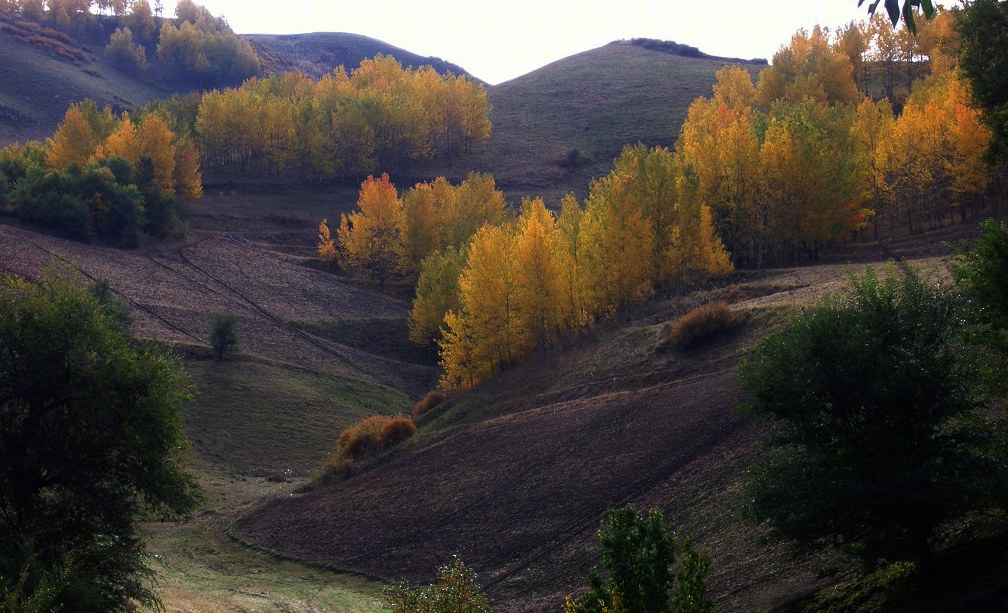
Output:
[
  {"xmin": 383, "ymin": 556, "xmax": 488, "ymax": 613},
  {"xmin": 954, "ymin": 0, "xmax": 1008, "ymax": 162},
  {"xmin": 208, "ymin": 311, "xmax": 238, "ymax": 360},
  {"xmin": 156, "ymin": 2, "xmax": 259, "ymax": 88},
  {"xmin": 88, "ymin": 277, "xmax": 132, "ymax": 331},
  {"xmin": 741, "ymin": 265, "xmax": 1005, "ymax": 567},
  {"xmin": 0, "ymin": 274, "xmax": 201, "ymax": 611},
  {"xmin": 952, "ymin": 219, "xmax": 1008, "ymax": 369},
  {"xmin": 105, "ymin": 26, "xmax": 148, "ymax": 74},
  {"xmin": 566, "ymin": 505, "xmax": 710, "ymax": 613},
  {"xmin": 5, "ymin": 152, "xmax": 180, "ymax": 246},
  {"xmin": 861, "ymin": 0, "xmax": 936, "ymax": 33},
  {"xmin": 664, "ymin": 301, "xmax": 735, "ymax": 350}
]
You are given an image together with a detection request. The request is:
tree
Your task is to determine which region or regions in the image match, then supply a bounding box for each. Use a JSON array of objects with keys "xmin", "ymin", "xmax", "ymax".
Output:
[
  {"xmin": 0, "ymin": 274, "xmax": 200, "ymax": 611},
  {"xmin": 337, "ymin": 173, "xmax": 403, "ymax": 288},
  {"xmin": 740, "ymin": 265, "xmax": 1004, "ymax": 568},
  {"xmin": 565, "ymin": 504, "xmax": 711, "ymax": 613},
  {"xmin": 955, "ymin": 0, "xmax": 1008, "ymax": 162},
  {"xmin": 951, "ymin": 218, "xmax": 1008, "ymax": 368},
  {"xmin": 208, "ymin": 311, "xmax": 238, "ymax": 360}
]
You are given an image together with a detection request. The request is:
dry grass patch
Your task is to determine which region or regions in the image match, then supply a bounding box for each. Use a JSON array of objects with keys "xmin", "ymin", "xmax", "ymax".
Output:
[
  {"xmin": 412, "ymin": 390, "xmax": 446, "ymax": 418},
  {"xmin": 663, "ymin": 301, "xmax": 735, "ymax": 351},
  {"xmin": 321, "ymin": 415, "xmax": 417, "ymax": 481}
]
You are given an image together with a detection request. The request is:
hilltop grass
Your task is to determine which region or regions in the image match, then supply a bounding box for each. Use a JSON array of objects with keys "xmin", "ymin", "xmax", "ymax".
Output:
[
  {"xmin": 183, "ymin": 357, "xmax": 411, "ymax": 477},
  {"xmin": 445, "ymin": 43, "xmax": 762, "ymax": 203}
]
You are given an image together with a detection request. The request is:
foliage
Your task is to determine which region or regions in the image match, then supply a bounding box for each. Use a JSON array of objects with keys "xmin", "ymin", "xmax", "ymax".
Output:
[
  {"xmin": 105, "ymin": 26, "xmax": 148, "ymax": 73},
  {"xmin": 208, "ymin": 311, "xmax": 238, "ymax": 360},
  {"xmin": 412, "ymin": 390, "xmax": 446, "ymax": 418},
  {"xmin": 740, "ymin": 265, "xmax": 1005, "ymax": 567},
  {"xmin": 860, "ymin": 0, "xmax": 936, "ymax": 33},
  {"xmin": 954, "ymin": 0, "xmax": 1008, "ymax": 162},
  {"xmin": 383, "ymin": 556, "xmax": 488, "ymax": 613},
  {"xmin": 155, "ymin": 4, "xmax": 259, "ymax": 88},
  {"xmin": 664, "ymin": 301, "xmax": 734, "ymax": 350},
  {"xmin": 951, "ymin": 218, "xmax": 1008, "ymax": 380},
  {"xmin": 565, "ymin": 505, "xmax": 710, "ymax": 613},
  {"xmin": 0, "ymin": 274, "xmax": 200, "ymax": 611},
  {"xmin": 192, "ymin": 57, "xmax": 490, "ymax": 178}
]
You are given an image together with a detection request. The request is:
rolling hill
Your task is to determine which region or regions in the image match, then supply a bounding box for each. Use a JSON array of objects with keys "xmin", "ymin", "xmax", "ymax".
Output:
[{"xmin": 442, "ymin": 42, "xmax": 764, "ymax": 201}]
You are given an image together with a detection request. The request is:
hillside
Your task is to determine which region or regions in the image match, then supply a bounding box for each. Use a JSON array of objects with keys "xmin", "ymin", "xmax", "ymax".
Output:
[
  {"xmin": 246, "ymin": 31, "xmax": 472, "ymax": 80},
  {"xmin": 0, "ymin": 16, "xmax": 172, "ymax": 144},
  {"xmin": 230, "ymin": 236, "xmax": 959, "ymax": 612},
  {"xmin": 448, "ymin": 42, "xmax": 763, "ymax": 201},
  {"xmin": 0, "ymin": 22, "xmax": 472, "ymax": 146}
]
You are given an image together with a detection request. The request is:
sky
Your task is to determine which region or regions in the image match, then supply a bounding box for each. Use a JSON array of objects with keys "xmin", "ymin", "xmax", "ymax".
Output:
[{"xmin": 163, "ymin": 0, "xmax": 872, "ymax": 85}]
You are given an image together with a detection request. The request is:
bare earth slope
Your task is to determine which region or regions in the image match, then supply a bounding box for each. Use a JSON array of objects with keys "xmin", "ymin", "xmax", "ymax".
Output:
[{"xmin": 0, "ymin": 223, "xmax": 434, "ymax": 396}]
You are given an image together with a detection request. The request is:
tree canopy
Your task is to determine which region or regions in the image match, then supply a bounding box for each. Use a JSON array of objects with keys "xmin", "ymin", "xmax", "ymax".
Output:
[
  {"xmin": 741, "ymin": 265, "xmax": 1005, "ymax": 567},
  {"xmin": 0, "ymin": 274, "xmax": 201, "ymax": 610}
]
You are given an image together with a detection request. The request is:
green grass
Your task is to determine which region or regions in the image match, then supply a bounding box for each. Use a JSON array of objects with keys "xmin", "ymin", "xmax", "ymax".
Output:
[
  {"xmin": 183, "ymin": 358, "xmax": 411, "ymax": 477},
  {"xmin": 142, "ymin": 469, "xmax": 387, "ymax": 613},
  {"xmin": 137, "ymin": 357, "xmax": 413, "ymax": 610}
]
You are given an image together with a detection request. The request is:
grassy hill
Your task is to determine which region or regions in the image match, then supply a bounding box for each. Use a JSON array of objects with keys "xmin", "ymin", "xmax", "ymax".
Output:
[
  {"xmin": 0, "ymin": 22, "xmax": 473, "ymax": 147},
  {"xmin": 446, "ymin": 42, "xmax": 763, "ymax": 202},
  {"xmin": 0, "ymin": 16, "xmax": 172, "ymax": 144},
  {"xmin": 246, "ymin": 31, "xmax": 472, "ymax": 80}
]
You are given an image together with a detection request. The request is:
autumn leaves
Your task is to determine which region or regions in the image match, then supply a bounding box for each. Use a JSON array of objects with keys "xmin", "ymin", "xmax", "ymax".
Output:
[
  {"xmin": 326, "ymin": 146, "xmax": 732, "ymax": 389},
  {"xmin": 195, "ymin": 56, "xmax": 491, "ymax": 179}
]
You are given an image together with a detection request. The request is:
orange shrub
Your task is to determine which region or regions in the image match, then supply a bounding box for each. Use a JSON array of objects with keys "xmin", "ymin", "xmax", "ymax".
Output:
[
  {"xmin": 665, "ymin": 301, "xmax": 734, "ymax": 350},
  {"xmin": 336, "ymin": 415, "xmax": 416, "ymax": 462},
  {"xmin": 412, "ymin": 390, "xmax": 446, "ymax": 418}
]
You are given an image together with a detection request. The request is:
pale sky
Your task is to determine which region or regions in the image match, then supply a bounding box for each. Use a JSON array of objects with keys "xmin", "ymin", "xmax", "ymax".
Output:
[{"xmin": 164, "ymin": 1, "xmax": 872, "ymax": 84}]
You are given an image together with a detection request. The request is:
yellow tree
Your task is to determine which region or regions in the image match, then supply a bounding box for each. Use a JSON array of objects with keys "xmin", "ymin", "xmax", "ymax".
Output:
[
  {"xmin": 440, "ymin": 223, "xmax": 525, "ymax": 387},
  {"xmin": 512, "ymin": 198, "xmax": 566, "ymax": 347},
  {"xmin": 850, "ymin": 97, "xmax": 895, "ymax": 239},
  {"xmin": 555, "ymin": 193, "xmax": 589, "ymax": 331},
  {"xmin": 399, "ymin": 181, "xmax": 439, "ymax": 276},
  {"xmin": 666, "ymin": 165, "xmax": 732, "ymax": 286},
  {"xmin": 317, "ymin": 218, "xmax": 338, "ymax": 263},
  {"xmin": 580, "ymin": 166, "xmax": 655, "ymax": 316},
  {"xmin": 46, "ymin": 104, "xmax": 98, "ymax": 169},
  {"xmin": 337, "ymin": 173, "xmax": 403, "ymax": 288},
  {"xmin": 756, "ymin": 26, "xmax": 861, "ymax": 108}
]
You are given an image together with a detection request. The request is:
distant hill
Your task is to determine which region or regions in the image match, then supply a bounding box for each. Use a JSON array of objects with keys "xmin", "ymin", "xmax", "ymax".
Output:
[
  {"xmin": 246, "ymin": 31, "xmax": 474, "ymax": 81},
  {"xmin": 0, "ymin": 23, "xmax": 474, "ymax": 146},
  {"xmin": 438, "ymin": 42, "xmax": 764, "ymax": 202},
  {"xmin": 0, "ymin": 17, "xmax": 172, "ymax": 144}
]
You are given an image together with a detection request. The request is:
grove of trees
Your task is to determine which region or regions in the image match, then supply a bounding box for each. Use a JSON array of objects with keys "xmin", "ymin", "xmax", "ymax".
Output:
[
  {"xmin": 0, "ymin": 99, "xmax": 201, "ymax": 245},
  {"xmin": 191, "ymin": 56, "xmax": 491, "ymax": 178}
]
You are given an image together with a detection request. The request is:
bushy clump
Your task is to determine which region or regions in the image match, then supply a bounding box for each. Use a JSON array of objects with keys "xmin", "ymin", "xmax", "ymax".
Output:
[
  {"xmin": 665, "ymin": 301, "xmax": 735, "ymax": 350},
  {"xmin": 322, "ymin": 415, "xmax": 417, "ymax": 480},
  {"xmin": 412, "ymin": 390, "xmax": 446, "ymax": 418},
  {"xmin": 384, "ymin": 556, "xmax": 488, "ymax": 613}
]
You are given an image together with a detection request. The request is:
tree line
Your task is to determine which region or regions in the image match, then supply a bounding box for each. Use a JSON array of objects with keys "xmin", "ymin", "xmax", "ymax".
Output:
[
  {"xmin": 676, "ymin": 15, "xmax": 998, "ymax": 268},
  {"xmin": 0, "ymin": 0, "xmax": 260, "ymax": 88},
  {"xmin": 174, "ymin": 55, "xmax": 490, "ymax": 178},
  {"xmin": 324, "ymin": 144, "xmax": 732, "ymax": 388},
  {"xmin": 0, "ymin": 100, "xmax": 202, "ymax": 245}
]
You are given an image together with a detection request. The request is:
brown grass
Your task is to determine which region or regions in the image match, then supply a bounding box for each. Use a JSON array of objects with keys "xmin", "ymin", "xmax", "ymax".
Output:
[{"xmin": 664, "ymin": 301, "xmax": 735, "ymax": 350}]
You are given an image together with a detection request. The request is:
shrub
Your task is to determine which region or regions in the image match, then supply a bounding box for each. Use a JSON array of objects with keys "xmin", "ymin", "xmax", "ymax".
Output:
[
  {"xmin": 384, "ymin": 556, "xmax": 488, "ymax": 613},
  {"xmin": 412, "ymin": 390, "xmax": 446, "ymax": 418},
  {"xmin": 664, "ymin": 301, "xmax": 734, "ymax": 350},
  {"xmin": 336, "ymin": 415, "xmax": 416, "ymax": 462},
  {"xmin": 208, "ymin": 311, "xmax": 238, "ymax": 360},
  {"xmin": 321, "ymin": 414, "xmax": 416, "ymax": 482}
]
